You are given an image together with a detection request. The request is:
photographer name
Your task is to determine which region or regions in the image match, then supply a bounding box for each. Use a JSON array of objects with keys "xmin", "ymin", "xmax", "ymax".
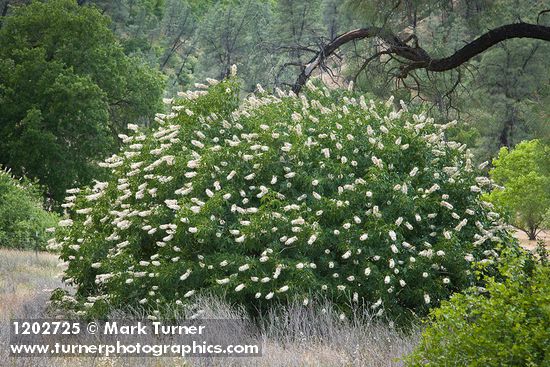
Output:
[{"xmin": 103, "ymin": 322, "xmax": 206, "ymax": 336}]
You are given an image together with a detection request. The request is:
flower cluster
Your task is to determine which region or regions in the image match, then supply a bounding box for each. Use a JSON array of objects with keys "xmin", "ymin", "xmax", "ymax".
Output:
[{"xmin": 51, "ymin": 76, "xmax": 513, "ymax": 321}]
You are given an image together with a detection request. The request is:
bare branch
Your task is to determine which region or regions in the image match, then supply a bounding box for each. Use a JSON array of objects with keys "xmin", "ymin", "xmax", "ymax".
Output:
[
  {"xmin": 292, "ymin": 22, "xmax": 550, "ymax": 93},
  {"xmin": 537, "ymin": 9, "xmax": 550, "ymax": 24}
]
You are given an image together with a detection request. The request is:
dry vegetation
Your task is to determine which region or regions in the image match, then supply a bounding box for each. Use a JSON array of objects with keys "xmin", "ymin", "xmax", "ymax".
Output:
[
  {"xmin": 0, "ymin": 250, "xmax": 418, "ymax": 367},
  {"xmin": 0, "ymin": 249, "xmax": 65, "ymax": 319}
]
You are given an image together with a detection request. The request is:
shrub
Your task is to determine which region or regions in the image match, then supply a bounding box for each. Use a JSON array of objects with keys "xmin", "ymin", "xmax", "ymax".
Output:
[
  {"xmin": 405, "ymin": 250, "xmax": 550, "ymax": 366},
  {"xmin": 0, "ymin": 167, "xmax": 57, "ymax": 249},
  {"xmin": 51, "ymin": 77, "xmax": 514, "ymax": 321},
  {"xmin": 486, "ymin": 140, "xmax": 550, "ymax": 240}
]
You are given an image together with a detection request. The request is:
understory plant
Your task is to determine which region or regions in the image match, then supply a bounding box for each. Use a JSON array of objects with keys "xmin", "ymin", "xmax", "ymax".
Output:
[
  {"xmin": 51, "ymin": 75, "xmax": 515, "ymax": 322},
  {"xmin": 0, "ymin": 167, "xmax": 57, "ymax": 249},
  {"xmin": 406, "ymin": 248, "xmax": 549, "ymax": 366}
]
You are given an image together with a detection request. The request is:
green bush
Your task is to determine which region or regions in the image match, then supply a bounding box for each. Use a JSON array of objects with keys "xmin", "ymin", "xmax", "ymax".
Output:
[
  {"xmin": 0, "ymin": 167, "xmax": 57, "ymax": 249},
  {"xmin": 52, "ymin": 77, "xmax": 514, "ymax": 321},
  {"xmin": 405, "ymin": 250, "xmax": 550, "ymax": 366},
  {"xmin": 486, "ymin": 140, "xmax": 550, "ymax": 240}
]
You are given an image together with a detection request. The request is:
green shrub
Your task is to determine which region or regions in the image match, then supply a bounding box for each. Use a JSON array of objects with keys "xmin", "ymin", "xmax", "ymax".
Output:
[
  {"xmin": 51, "ymin": 77, "xmax": 514, "ymax": 321},
  {"xmin": 486, "ymin": 140, "xmax": 550, "ymax": 240},
  {"xmin": 0, "ymin": 167, "xmax": 57, "ymax": 249},
  {"xmin": 405, "ymin": 250, "xmax": 550, "ymax": 366}
]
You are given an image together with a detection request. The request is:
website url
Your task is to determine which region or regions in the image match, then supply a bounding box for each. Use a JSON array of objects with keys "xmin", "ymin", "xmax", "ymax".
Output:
[{"xmin": 10, "ymin": 340, "xmax": 260, "ymax": 357}]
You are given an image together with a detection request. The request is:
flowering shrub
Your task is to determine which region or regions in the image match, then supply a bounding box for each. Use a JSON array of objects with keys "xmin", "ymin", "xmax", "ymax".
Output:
[{"xmin": 51, "ymin": 76, "xmax": 514, "ymax": 321}]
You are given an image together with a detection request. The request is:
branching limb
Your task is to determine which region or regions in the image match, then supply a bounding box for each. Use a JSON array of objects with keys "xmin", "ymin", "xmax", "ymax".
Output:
[{"xmin": 292, "ymin": 22, "xmax": 550, "ymax": 93}]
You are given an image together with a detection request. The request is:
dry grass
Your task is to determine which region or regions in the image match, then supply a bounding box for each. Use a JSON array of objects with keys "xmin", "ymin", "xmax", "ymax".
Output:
[
  {"xmin": 0, "ymin": 250, "xmax": 419, "ymax": 367},
  {"xmin": 0, "ymin": 249, "xmax": 65, "ymax": 318}
]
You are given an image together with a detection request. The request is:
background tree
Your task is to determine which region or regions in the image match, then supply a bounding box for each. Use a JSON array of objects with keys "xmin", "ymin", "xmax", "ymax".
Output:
[
  {"xmin": 335, "ymin": 0, "xmax": 550, "ymax": 162},
  {"xmin": 158, "ymin": 0, "xmax": 197, "ymax": 90},
  {"xmin": 269, "ymin": 0, "xmax": 323, "ymax": 88},
  {"xmin": 487, "ymin": 140, "xmax": 550, "ymax": 240},
  {"xmin": 196, "ymin": 0, "xmax": 271, "ymax": 91},
  {"xmin": 0, "ymin": 0, "xmax": 164, "ymax": 206}
]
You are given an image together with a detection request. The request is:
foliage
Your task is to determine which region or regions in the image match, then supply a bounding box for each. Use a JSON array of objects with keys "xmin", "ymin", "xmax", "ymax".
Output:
[
  {"xmin": 196, "ymin": 0, "xmax": 272, "ymax": 89},
  {"xmin": 0, "ymin": 0, "xmax": 164, "ymax": 206},
  {"xmin": 50, "ymin": 77, "xmax": 514, "ymax": 322},
  {"xmin": 348, "ymin": 0, "xmax": 550, "ymax": 162},
  {"xmin": 486, "ymin": 140, "xmax": 550, "ymax": 240},
  {"xmin": 405, "ymin": 249, "xmax": 550, "ymax": 366},
  {"xmin": 467, "ymin": 37, "xmax": 550, "ymax": 160},
  {"xmin": 0, "ymin": 167, "xmax": 57, "ymax": 250},
  {"xmin": 6, "ymin": 0, "xmax": 542, "ymax": 163}
]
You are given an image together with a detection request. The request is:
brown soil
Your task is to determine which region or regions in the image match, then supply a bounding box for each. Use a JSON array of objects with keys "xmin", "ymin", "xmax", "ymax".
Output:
[{"xmin": 512, "ymin": 229, "xmax": 550, "ymax": 251}]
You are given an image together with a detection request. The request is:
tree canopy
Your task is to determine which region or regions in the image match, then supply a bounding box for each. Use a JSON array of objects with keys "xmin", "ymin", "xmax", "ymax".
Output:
[
  {"xmin": 487, "ymin": 140, "xmax": 550, "ymax": 240},
  {"xmin": 0, "ymin": 0, "xmax": 164, "ymax": 206}
]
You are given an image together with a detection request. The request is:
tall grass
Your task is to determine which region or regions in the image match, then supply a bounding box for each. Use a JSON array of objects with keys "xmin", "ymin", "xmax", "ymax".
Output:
[{"xmin": 0, "ymin": 250, "xmax": 418, "ymax": 366}]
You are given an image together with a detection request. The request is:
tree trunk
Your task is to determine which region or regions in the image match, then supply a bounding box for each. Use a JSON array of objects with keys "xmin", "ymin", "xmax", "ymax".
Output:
[
  {"xmin": 0, "ymin": 0, "xmax": 9, "ymax": 28},
  {"xmin": 527, "ymin": 228, "xmax": 537, "ymax": 241}
]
